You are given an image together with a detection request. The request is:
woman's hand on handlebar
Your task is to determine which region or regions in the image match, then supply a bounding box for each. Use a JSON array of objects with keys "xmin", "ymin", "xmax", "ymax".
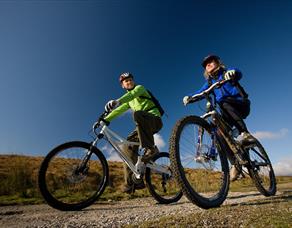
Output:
[
  {"xmin": 183, "ymin": 95, "xmax": 200, "ymax": 106},
  {"xmin": 183, "ymin": 96, "xmax": 191, "ymax": 106}
]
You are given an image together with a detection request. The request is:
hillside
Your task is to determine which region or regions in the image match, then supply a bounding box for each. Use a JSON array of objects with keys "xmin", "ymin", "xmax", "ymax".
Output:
[
  {"xmin": 0, "ymin": 154, "xmax": 134, "ymax": 205},
  {"xmin": 0, "ymin": 154, "xmax": 291, "ymax": 206}
]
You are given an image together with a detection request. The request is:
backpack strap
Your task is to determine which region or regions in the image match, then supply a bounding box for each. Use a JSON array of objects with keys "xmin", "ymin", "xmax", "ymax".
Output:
[
  {"xmin": 139, "ymin": 95, "xmax": 155, "ymax": 109},
  {"xmin": 139, "ymin": 91, "xmax": 165, "ymax": 117},
  {"xmin": 235, "ymin": 82, "xmax": 249, "ymax": 99}
]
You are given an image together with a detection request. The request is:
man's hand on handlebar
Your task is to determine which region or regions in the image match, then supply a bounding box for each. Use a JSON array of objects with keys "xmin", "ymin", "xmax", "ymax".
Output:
[{"xmin": 105, "ymin": 100, "xmax": 120, "ymax": 112}]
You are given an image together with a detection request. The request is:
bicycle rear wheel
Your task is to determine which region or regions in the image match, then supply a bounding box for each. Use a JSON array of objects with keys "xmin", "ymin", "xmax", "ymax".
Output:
[
  {"xmin": 145, "ymin": 152, "xmax": 183, "ymax": 204},
  {"xmin": 38, "ymin": 141, "xmax": 109, "ymax": 211},
  {"xmin": 244, "ymin": 140, "xmax": 277, "ymax": 196},
  {"xmin": 169, "ymin": 116, "xmax": 229, "ymax": 209}
]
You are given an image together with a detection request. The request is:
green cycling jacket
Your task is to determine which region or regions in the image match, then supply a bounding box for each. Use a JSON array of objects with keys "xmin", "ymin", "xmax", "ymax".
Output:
[{"xmin": 104, "ymin": 85, "xmax": 161, "ymax": 122}]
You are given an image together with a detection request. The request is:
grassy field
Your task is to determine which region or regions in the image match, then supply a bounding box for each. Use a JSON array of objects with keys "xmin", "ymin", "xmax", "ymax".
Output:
[
  {"xmin": 0, "ymin": 154, "xmax": 291, "ymax": 206},
  {"xmin": 0, "ymin": 154, "xmax": 151, "ymax": 205}
]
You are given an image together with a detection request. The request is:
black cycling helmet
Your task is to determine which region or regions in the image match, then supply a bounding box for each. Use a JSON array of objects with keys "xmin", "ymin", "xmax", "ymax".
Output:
[
  {"xmin": 119, "ymin": 72, "xmax": 134, "ymax": 83},
  {"xmin": 201, "ymin": 55, "xmax": 220, "ymax": 68}
]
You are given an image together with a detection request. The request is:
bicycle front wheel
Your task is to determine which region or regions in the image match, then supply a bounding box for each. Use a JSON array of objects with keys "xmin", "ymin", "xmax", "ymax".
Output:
[
  {"xmin": 169, "ymin": 116, "xmax": 229, "ymax": 209},
  {"xmin": 244, "ymin": 139, "xmax": 277, "ymax": 196},
  {"xmin": 38, "ymin": 141, "xmax": 109, "ymax": 211},
  {"xmin": 145, "ymin": 152, "xmax": 183, "ymax": 204}
]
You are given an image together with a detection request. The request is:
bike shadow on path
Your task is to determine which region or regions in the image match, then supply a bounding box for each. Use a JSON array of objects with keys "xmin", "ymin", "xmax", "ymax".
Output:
[
  {"xmin": 226, "ymin": 191, "xmax": 292, "ymax": 207},
  {"xmin": 227, "ymin": 192, "xmax": 261, "ymax": 199},
  {"xmin": 80, "ymin": 200, "xmax": 183, "ymax": 212}
]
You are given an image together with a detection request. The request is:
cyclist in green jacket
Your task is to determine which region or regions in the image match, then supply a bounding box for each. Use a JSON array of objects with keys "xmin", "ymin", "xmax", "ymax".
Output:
[{"xmin": 103, "ymin": 72, "xmax": 163, "ymax": 193}]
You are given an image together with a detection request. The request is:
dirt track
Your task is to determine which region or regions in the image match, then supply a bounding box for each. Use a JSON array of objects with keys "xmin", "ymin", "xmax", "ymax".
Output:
[{"xmin": 0, "ymin": 190, "xmax": 288, "ymax": 228}]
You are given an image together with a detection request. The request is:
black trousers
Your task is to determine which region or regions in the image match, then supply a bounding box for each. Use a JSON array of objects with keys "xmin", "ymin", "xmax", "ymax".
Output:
[
  {"xmin": 123, "ymin": 111, "xmax": 163, "ymax": 185},
  {"xmin": 219, "ymin": 98, "xmax": 250, "ymax": 133}
]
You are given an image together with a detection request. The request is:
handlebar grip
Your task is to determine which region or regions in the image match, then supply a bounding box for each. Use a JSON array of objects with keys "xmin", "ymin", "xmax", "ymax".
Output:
[
  {"xmin": 189, "ymin": 97, "xmax": 198, "ymax": 103},
  {"xmin": 190, "ymin": 94, "xmax": 202, "ymax": 103}
]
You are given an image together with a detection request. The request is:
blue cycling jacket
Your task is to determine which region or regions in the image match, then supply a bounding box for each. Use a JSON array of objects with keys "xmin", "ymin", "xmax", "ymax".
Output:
[{"xmin": 190, "ymin": 68, "xmax": 245, "ymax": 103}]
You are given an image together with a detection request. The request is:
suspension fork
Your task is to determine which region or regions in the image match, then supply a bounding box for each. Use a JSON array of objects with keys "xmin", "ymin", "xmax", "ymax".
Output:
[
  {"xmin": 196, "ymin": 126, "xmax": 204, "ymax": 157},
  {"xmin": 210, "ymin": 127, "xmax": 217, "ymax": 157},
  {"xmin": 76, "ymin": 135, "xmax": 102, "ymax": 173}
]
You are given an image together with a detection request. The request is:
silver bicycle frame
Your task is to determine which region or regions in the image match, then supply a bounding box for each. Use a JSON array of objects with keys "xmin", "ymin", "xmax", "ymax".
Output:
[{"xmin": 92, "ymin": 124, "xmax": 171, "ymax": 179}]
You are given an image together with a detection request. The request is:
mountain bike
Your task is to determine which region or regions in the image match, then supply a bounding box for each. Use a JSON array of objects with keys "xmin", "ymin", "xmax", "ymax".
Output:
[
  {"xmin": 169, "ymin": 79, "xmax": 276, "ymax": 209},
  {"xmin": 38, "ymin": 111, "xmax": 182, "ymax": 211}
]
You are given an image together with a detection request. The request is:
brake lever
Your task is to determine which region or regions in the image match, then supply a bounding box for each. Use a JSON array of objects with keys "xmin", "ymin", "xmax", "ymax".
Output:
[{"xmin": 93, "ymin": 121, "xmax": 99, "ymax": 130}]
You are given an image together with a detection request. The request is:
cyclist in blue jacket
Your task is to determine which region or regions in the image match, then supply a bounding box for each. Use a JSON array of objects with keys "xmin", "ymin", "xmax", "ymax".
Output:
[{"xmin": 183, "ymin": 55, "xmax": 253, "ymax": 181}]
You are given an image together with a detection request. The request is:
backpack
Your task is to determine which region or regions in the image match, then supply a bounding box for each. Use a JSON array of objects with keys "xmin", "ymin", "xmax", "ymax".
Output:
[
  {"xmin": 139, "ymin": 90, "xmax": 165, "ymax": 116},
  {"xmin": 235, "ymin": 82, "xmax": 249, "ymax": 99}
]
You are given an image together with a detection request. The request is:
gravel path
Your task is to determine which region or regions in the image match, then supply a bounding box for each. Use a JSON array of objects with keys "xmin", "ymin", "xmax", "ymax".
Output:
[{"xmin": 0, "ymin": 191, "xmax": 282, "ymax": 228}]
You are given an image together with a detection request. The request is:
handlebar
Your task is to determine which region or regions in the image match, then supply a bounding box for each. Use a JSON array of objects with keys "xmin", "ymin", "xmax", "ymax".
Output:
[
  {"xmin": 190, "ymin": 79, "xmax": 229, "ymax": 102},
  {"xmin": 92, "ymin": 111, "xmax": 110, "ymax": 133}
]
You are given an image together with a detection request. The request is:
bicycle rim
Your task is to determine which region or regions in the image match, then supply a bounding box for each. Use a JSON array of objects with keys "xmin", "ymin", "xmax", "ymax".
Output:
[
  {"xmin": 145, "ymin": 152, "xmax": 182, "ymax": 204},
  {"xmin": 245, "ymin": 141, "xmax": 277, "ymax": 196},
  {"xmin": 170, "ymin": 116, "xmax": 229, "ymax": 209},
  {"xmin": 39, "ymin": 141, "xmax": 108, "ymax": 210}
]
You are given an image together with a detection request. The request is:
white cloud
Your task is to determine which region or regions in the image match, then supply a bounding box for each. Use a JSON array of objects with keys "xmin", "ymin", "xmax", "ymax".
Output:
[
  {"xmin": 273, "ymin": 158, "xmax": 292, "ymax": 176},
  {"xmin": 154, "ymin": 133, "xmax": 166, "ymax": 151},
  {"xmin": 252, "ymin": 128, "xmax": 288, "ymax": 140},
  {"xmin": 107, "ymin": 152, "xmax": 122, "ymax": 162},
  {"xmin": 100, "ymin": 144, "xmax": 122, "ymax": 161}
]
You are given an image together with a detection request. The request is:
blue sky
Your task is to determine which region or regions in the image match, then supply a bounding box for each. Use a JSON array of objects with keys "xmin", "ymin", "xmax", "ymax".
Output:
[{"xmin": 0, "ymin": 0, "xmax": 292, "ymax": 175}]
